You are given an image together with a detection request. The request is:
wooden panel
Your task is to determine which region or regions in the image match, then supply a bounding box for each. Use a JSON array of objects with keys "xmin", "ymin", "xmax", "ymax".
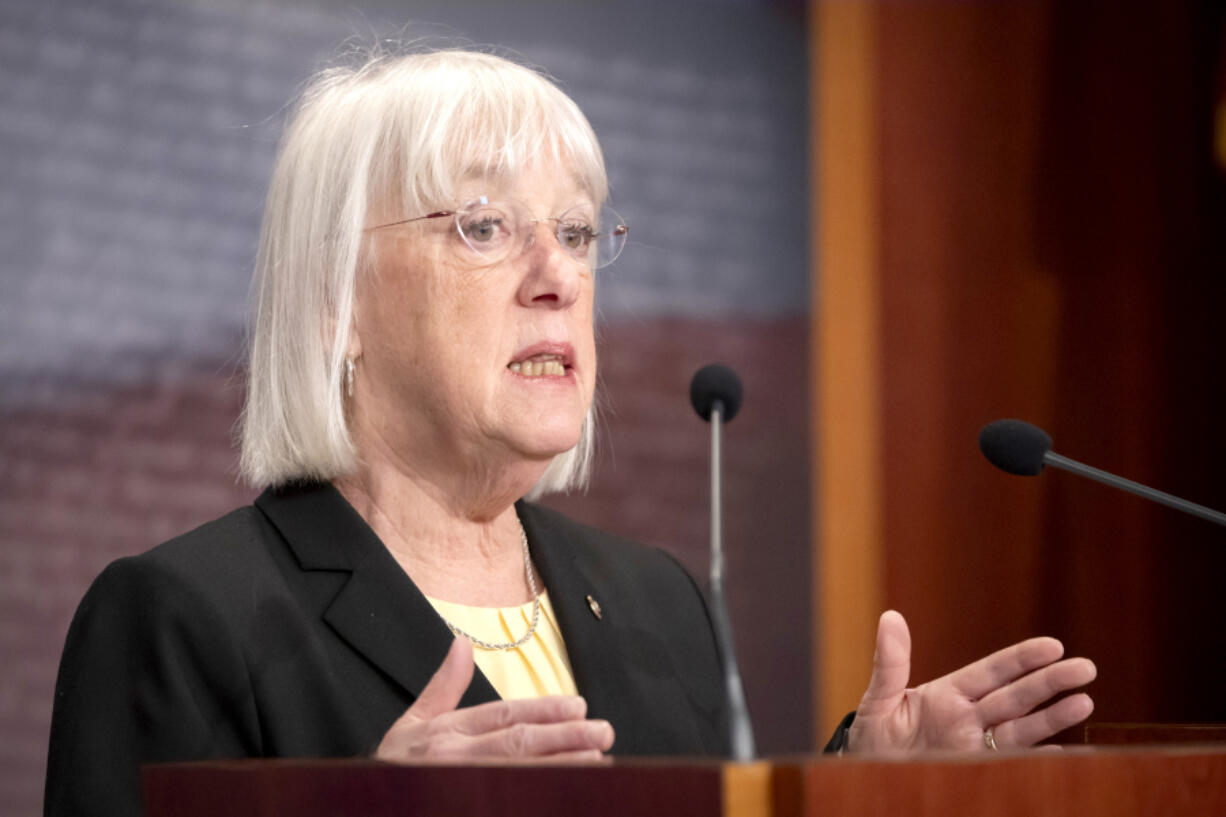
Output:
[
  {"xmin": 839, "ymin": 0, "xmax": 1226, "ymax": 737},
  {"xmin": 143, "ymin": 758, "xmax": 730, "ymax": 817},
  {"xmin": 810, "ymin": 0, "xmax": 885, "ymax": 744},
  {"xmin": 874, "ymin": 0, "xmax": 1058, "ymax": 688},
  {"xmin": 1086, "ymin": 724, "xmax": 1226, "ymax": 746},
  {"xmin": 774, "ymin": 749, "xmax": 1226, "ymax": 817},
  {"xmin": 723, "ymin": 761, "xmax": 772, "ymax": 817}
]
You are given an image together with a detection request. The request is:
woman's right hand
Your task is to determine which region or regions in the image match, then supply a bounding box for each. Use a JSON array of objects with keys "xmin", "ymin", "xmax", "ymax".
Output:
[{"xmin": 375, "ymin": 638, "xmax": 615, "ymax": 762}]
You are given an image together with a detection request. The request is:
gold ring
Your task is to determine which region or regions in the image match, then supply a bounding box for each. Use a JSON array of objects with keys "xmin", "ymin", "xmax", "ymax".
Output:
[{"xmin": 984, "ymin": 726, "xmax": 999, "ymax": 751}]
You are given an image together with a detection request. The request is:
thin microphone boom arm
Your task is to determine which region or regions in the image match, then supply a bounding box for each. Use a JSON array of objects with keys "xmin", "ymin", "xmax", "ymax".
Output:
[
  {"xmin": 1045, "ymin": 451, "xmax": 1226, "ymax": 528},
  {"xmin": 979, "ymin": 418, "xmax": 1226, "ymax": 529}
]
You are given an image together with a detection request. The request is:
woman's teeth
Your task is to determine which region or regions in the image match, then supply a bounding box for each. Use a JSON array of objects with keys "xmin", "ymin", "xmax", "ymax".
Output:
[{"xmin": 508, "ymin": 359, "xmax": 566, "ymax": 377}]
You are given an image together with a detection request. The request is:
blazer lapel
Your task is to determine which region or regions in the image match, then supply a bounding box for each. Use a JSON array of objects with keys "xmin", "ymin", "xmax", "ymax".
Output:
[
  {"xmin": 520, "ymin": 502, "xmax": 706, "ymax": 755},
  {"xmin": 518, "ymin": 503, "xmax": 621, "ymax": 707},
  {"xmin": 256, "ymin": 483, "xmax": 500, "ymax": 709}
]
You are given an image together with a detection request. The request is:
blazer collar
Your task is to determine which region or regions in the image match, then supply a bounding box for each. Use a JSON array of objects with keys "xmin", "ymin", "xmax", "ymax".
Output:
[{"xmin": 254, "ymin": 482, "xmax": 500, "ymax": 708}]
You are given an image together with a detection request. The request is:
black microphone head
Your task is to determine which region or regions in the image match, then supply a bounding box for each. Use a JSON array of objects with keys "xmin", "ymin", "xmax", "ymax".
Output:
[
  {"xmin": 978, "ymin": 419, "xmax": 1053, "ymax": 476},
  {"xmin": 690, "ymin": 364, "xmax": 744, "ymax": 422}
]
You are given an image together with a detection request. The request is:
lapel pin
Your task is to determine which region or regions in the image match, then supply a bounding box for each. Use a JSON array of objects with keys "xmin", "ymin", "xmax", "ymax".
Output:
[{"xmin": 585, "ymin": 594, "xmax": 603, "ymax": 620}]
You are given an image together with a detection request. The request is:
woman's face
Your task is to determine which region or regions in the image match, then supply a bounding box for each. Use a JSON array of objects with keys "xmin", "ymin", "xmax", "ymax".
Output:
[{"xmin": 354, "ymin": 163, "xmax": 598, "ymax": 482}]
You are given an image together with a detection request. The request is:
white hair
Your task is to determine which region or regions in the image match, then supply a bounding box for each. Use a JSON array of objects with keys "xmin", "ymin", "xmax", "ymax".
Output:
[{"xmin": 238, "ymin": 48, "xmax": 604, "ymax": 497}]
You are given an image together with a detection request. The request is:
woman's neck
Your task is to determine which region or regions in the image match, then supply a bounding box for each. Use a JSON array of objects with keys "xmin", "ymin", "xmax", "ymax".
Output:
[{"xmin": 332, "ymin": 457, "xmax": 542, "ymax": 607}]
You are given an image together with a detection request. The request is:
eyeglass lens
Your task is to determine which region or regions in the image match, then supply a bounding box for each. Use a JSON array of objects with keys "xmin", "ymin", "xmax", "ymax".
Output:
[{"xmin": 453, "ymin": 199, "xmax": 627, "ymax": 269}]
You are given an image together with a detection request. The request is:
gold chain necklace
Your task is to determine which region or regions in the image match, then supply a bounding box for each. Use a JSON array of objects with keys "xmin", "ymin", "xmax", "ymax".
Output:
[{"xmin": 439, "ymin": 518, "xmax": 540, "ymax": 651}]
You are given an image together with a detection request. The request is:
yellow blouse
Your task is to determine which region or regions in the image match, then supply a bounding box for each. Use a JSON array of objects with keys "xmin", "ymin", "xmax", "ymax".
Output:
[{"xmin": 425, "ymin": 591, "xmax": 578, "ymax": 699}]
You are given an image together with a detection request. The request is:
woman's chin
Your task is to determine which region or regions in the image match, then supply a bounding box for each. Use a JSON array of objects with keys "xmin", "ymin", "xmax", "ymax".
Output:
[{"xmin": 505, "ymin": 423, "xmax": 582, "ymax": 462}]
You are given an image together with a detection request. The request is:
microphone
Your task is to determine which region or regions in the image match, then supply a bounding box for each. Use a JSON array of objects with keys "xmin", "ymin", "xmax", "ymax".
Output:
[
  {"xmin": 690, "ymin": 363, "xmax": 744, "ymax": 422},
  {"xmin": 979, "ymin": 419, "xmax": 1226, "ymax": 528},
  {"xmin": 690, "ymin": 364, "xmax": 755, "ymax": 761}
]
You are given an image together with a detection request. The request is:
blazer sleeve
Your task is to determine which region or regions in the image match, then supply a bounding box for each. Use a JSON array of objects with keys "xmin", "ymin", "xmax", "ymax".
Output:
[
  {"xmin": 656, "ymin": 548, "xmax": 732, "ymax": 755},
  {"xmin": 45, "ymin": 556, "xmax": 261, "ymax": 817},
  {"xmin": 823, "ymin": 711, "xmax": 856, "ymax": 753}
]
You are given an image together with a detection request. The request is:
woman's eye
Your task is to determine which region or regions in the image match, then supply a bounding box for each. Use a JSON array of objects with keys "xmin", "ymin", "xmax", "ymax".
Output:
[
  {"xmin": 463, "ymin": 217, "xmax": 502, "ymax": 243},
  {"xmin": 559, "ymin": 224, "xmax": 594, "ymax": 251}
]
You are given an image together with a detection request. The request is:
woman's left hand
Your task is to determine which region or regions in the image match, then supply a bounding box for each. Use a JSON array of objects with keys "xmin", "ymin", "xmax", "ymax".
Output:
[{"xmin": 847, "ymin": 610, "xmax": 1097, "ymax": 754}]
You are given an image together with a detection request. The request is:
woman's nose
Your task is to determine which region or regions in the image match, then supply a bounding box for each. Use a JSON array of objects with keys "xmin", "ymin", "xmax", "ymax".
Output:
[{"xmin": 516, "ymin": 222, "xmax": 584, "ymax": 309}]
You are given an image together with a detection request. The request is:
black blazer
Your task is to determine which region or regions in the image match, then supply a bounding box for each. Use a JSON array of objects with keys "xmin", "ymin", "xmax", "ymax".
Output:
[{"xmin": 45, "ymin": 482, "xmax": 730, "ymax": 817}]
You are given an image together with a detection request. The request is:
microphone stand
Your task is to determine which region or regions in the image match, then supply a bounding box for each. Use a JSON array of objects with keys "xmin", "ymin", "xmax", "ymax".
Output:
[{"xmin": 708, "ymin": 399, "xmax": 756, "ymax": 761}]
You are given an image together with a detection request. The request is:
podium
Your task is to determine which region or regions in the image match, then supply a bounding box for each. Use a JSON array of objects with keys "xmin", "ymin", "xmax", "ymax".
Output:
[{"xmin": 144, "ymin": 746, "xmax": 1226, "ymax": 817}]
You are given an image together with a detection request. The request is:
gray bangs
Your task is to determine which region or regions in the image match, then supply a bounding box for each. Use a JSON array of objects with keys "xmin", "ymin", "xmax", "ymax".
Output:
[{"xmin": 368, "ymin": 52, "xmax": 608, "ymax": 217}]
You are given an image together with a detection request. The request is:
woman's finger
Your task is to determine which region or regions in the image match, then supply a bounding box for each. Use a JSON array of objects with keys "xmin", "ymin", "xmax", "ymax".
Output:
[
  {"xmin": 974, "ymin": 657, "xmax": 1097, "ymax": 726},
  {"xmin": 403, "ymin": 638, "xmax": 476, "ymax": 722},
  {"xmin": 945, "ymin": 637, "xmax": 1065, "ymax": 702},
  {"xmin": 502, "ymin": 749, "xmax": 611, "ymax": 765},
  {"xmin": 376, "ymin": 639, "xmax": 479, "ymax": 759},
  {"xmin": 444, "ymin": 718, "xmax": 615, "ymax": 758},
  {"xmin": 438, "ymin": 695, "xmax": 589, "ymax": 737},
  {"xmin": 856, "ymin": 611, "xmax": 913, "ymax": 716},
  {"xmin": 543, "ymin": 749, "xmax": 610, "ymax": 763},
  {"xmin": 989, "ymin": 692, "xmax": 1094, "ymax": 747}
]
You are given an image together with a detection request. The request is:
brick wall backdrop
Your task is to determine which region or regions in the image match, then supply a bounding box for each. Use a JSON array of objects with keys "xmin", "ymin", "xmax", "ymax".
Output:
[{"xmin": 0, "ymin": 2, "xmax": 812, "ymax": 814}]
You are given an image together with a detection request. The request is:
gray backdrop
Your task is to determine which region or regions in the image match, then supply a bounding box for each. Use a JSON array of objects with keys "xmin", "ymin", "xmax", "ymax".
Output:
[{"xmin": 0, "ymin": 2, "xmax": 812, "ymax": 814}]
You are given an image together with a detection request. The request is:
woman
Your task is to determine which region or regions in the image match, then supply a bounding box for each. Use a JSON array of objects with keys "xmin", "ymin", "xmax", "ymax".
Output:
[{"xmin": 45, "ymin": 48, "xmax": 1095, "ymax": 817}]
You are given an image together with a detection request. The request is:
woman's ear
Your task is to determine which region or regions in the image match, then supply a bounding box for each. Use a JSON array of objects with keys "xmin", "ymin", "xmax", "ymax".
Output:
[
  {"xmin": 342, "ymin": 309, "xmax": 363, "ymax": 400},
  {"xmin": 346, "ymin": 296, "xmax": 363, "ymax": 361}
]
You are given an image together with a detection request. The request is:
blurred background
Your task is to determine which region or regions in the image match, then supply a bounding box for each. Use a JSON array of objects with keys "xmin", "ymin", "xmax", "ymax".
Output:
[
  {"xmin": 0, "ymin": 2, "xmax": 810, "ymax": 813},
  {"xmin": 1, "ymin": 1, "xmax": 1224, "ymax": 815},
  {"xmin": 812, "ymin": 0, "xmax": 1226, "ymax": 745}
]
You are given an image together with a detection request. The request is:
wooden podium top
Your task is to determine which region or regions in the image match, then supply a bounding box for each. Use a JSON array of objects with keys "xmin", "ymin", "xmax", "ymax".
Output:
[
  {"xmin": 773, "ymin": 745, "xmax": 1226, "ymax": 817},
  {"xmin": 142, "ymin": 757, "xmax": 771, "ymax": 817},
  {"xmin": 143, "ymin": 746, "xmax": 1226, "ymax": 817}
]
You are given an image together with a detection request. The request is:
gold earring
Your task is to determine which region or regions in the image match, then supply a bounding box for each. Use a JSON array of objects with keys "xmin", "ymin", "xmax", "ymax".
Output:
[{"xmin": 345, "ymin": 356, "xmax": 356, "ymax": 398}]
